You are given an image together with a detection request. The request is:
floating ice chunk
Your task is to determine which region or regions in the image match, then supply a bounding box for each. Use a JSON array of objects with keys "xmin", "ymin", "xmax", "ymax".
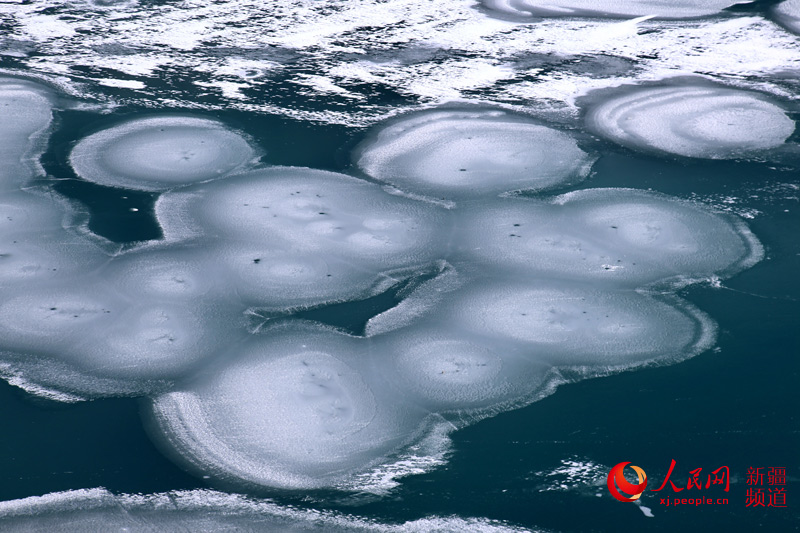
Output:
[
  {"xmin": 356, "ymin": 109, "xmax": 594, "ymax": 200},
  {"xmin": 149, "ymin": 324, "xmax": 424, "ymax": 489},
  {"xmin": 0, "ymin": 489, "xmax": 533, "ymax": 532},
  {"xmin": 480, "ymin": 0, "xmax": 750, "ymax": 19},
  {"xmin": 212, "ymin": 241, "xmax": 404, "ymax": 310},
  {"xmin": 584, "ymin": 85, "xmax": 795, "ymax": 159},
  {"xmin": 370, "ymin": 326, "xmax": 551, "ymax": 414},
  {"xmin": 774, "ymin": 0, "xmax": 800, "ymax": 34},
  {"xmin": 457, "ymin": 188, "xmax": 762, "ymax": 287},
  {"xmin": 0, "ymin": 78, "xmax": 53, "ymax": 191},
  {"xmin": 0, "ymin": 247, "xmax": 244, "ymax": 397},
  {"xmin": 156, "ymin": 167, "xmax": 447, "ymax": 271},
  {"xmin": 69, "ymin": 116, "xmax": 257, "ymax": 191},
  {"xmin": 426, "ymin": 278, "xmax": 715, "ymax": 369},
  {"xmin": 0, "ymin": 192, "xmax": 108, "ymax": 287}
]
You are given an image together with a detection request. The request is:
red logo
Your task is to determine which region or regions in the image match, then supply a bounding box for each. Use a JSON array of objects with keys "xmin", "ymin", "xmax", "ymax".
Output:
[{"xmin": 607, "ymin": 462, "xmax": 648, "ymax": 502}]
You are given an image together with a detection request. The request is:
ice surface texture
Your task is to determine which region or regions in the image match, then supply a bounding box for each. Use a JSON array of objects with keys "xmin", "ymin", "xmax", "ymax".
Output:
[
  {"xmin": 774, "ymin": 0, "xmax": 800, "ymax": 34},
  {"xmin": 480, "ymin": 0, "xmax": 749, "ymax": 19},
  {"xmin": 584, "ymin": 85, "xmax": 795, "ymax": 159},
  {"xmin": 355, "ymin": 109, "xmax": 595, "ymax": 201},
  {"xmin": 0, "ymin": 83, "xmax": 766, "ymax": 492},
  {"xmin": 69, "ymin": 116, "xmax": 257, "ymax": 191},
  {"xmin": 0, "ymin": 489, "xmax": 533, "ymax": 533}
]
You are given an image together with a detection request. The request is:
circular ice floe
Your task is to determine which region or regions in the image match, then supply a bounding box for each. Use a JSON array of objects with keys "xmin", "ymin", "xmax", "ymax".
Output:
[
  {"xmin": 0, "ymin": 78, "xmax": 54, "ymax": 190},
  {"xmin": 69, "ymin": 116, "xmax": 257, "ymax": 191},
  {"xmin": 156, "ymin": 167, "xmax": 447, "ymax": 271},
  {"xmin": 149, "ymin": 325, "xmax": 422, "ymax": 489},
  {"xmin": 356, "ymin": 109, "xmax": 594, "ymax": 200},
  {"xmin": 774, "ymin": 0, "xmax": 800, "ymax": 34},
  {"xmin": 370, "ymin": 326, "xmax": 551, "ymax": 413},
  {"xmin": 480, "ymin": 0, "xmax": 749, "ymax": 19},
  {"xmin": 0, "ymin": 192, "xmax": 108, "ymax": 288},
  {"xmin": 430, "ymin": 278, "xmax": 714, "ymax": 368},
  {"xmin": 457, "ymin": 188, "xmax": 762, "ymax": 287},
  {"xmin": 584, "ymin": 85, "xmax": 795, "ymax": 159}
]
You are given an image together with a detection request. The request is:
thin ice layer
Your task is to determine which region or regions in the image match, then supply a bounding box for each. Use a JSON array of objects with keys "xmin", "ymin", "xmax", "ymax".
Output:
[
  {"xmin": 584, "ymin": 85, "xmax": 795, "ymax": 159},
  {"xmin": 69, "ymin": 116, "xmax": 257, "ymax": 191},
  {"xmin": 156, "ymin": 167, "xmax": 447, "ymax": 271},
  {"xmin": 0, "ymin": 489, "xmax": 534, "ymax": 532},
  {"xmin": 457, "ymin": 188, "xmax": 762, "ymax": 287},
  {"xmin": 0, "ymin": 246, "xmax": 244, "ymax": 393},
  {"xmin": 404, "ymin": 277, "xmax": 715, "ymax": 370},
  {"xmin": 480, "ymin": 0, "xmax": 748, "ymax": 19},
  {"xmin": 356, "ymin": 109, "xmax": 594, "ymax": 200},
  {"xmin": 368, "ymin": 326, "xmax": 552, "ymax": 413},
  {"xmin": 0, "ymin": 192, "xmax": 108, "ymax": 288},
  {"xmin": 774, "ymin": 0, "xmax": 800, "ymax": 34},
  {"xmin": 0, "ymin": 78, "xmax": 53, "ymax": 191},
  {"xmin": 149, "ymin": 324, "xmax": 425, "ymax": 490}
]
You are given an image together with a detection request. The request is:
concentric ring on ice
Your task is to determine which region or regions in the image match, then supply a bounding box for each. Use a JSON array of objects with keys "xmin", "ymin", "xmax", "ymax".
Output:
[
  {"xmin": 356, "ymin": 109, "xmax": 594, "ymax": 200},
  {"xmin": 156, "ymin": 166, "xmax": 448, "ymax": 271},
  {"xmin": 456, "ymin": 188, "xmax": 763, "ymax": 287},
  {"xmin": 69, "ymin": 116, "xmax": 257, "ymax": 191},
  {"xmin": 480, "ymin": 0, "xmax": 750, "ymax": 19},
  {"xmin": 149, "ymin": 325, "xmax": 423, "ymax": 489},
  {"xmin": 584, "ymin": 85, "xmax": 795, "ymax": 159},
  {"xmin": 774, "ymin": 0, "xmax": 800, "ymax": 34}
]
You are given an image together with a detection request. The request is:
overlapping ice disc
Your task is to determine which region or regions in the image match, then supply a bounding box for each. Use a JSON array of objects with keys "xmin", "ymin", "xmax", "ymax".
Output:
[
  {"xmin": 69, "ymin": 116, "xmax": 256, "ymax": 191},
  {"xmin": 480, "ymin": 0, "xmax": 749, "ymax": 19},
  {"xmin": 457, "ymin": 188, "xmax": 762, "ymax": 286},
  {"xmin": 156, "ymin": 167, "xmax": 447, "ymax": 271},
  {"xmin": 356, "ymin": 109, "xmax": 594, "ymax": 200},
  {"xmin": 584, "ymin": 85, "xmax": 795, "ymax": 159},
  {"xmin": 774, "ymin": 0, "xmax": 800, "ymax": 34},
  {"xmin": 0, "ymin": 78, "xmax": 53, "ymax": 191},
  {"xmin": 150, "ymin": 325, "xmax": 423, "ymax": 489}
]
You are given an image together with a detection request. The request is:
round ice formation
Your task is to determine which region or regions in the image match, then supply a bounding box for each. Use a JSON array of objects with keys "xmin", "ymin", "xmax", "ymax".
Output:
[
  {"xmin": 156, "ymin": 167, "xmax": 447, "ymax": 271},
  {"xmin": 149, "ymin": 325, "xmax": 422, "ymax": 489},
  {"xmin": 0, "ymin": 78, "xmax": 53, "ymax": 190},
  {"xmin": 0, "ymin": 245, "xmax": 246, "ymax": 396},
  {"xmin": 774, "ymin": 0, "xmax": 800, "ymax": 34},
  {"xmin": 480, "ymin": 0, "xmax": 748, "ymax": 19},
  {"xmin": 356, "ymin": 109, "xmax": 594, "ymax": 200},
  {"xmin": 370, "ymin": 327, "xmax": 550, "ymax": 413},
  {"xmin": 585, "ymin": 85, "xmax": 795, "ymax": 159},
  {"xmin": 430, "ymin": 278, "xmax": 713, "ymax": 368},
  {"xmin": 0, "ymin": 192, "xmax": 108, "ymax": 287},
  {"xmin": 69, "ymin": 116, "xmax": 257, "ymax": 191},
  {"xmin": 457, "ymin": 188, "xmax": 762, "ymax": 287}
]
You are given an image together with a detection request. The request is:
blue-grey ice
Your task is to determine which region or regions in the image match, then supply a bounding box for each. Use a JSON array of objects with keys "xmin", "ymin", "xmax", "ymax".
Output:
[
  {"xmin": 455, "ymin": 188, "xmax": 763, "ymax": 287},
  {"xmin": 584, "ymin": 85, "xmax": 795, "ymax": 159},
  {"xmin": 0, "ymin": 78, "xmax": 53, "ymax": 191},
  {"xmin": 774, "ymin": 0, "xmax": 800, "ymax": 34},
  {"xmin": 480, "ymin": 0, "xmax": 752, "ymax": 19},
  {"xmin": 0, "ymin": 488, "xmax": 533, "ymax": 533},
  {"xmin": 69, "ymin": 116, "xmax": 257, "ymax": 191},
  {"xmin": 356, "ymin": 109, "xmax": 594, "ymax": 201}
]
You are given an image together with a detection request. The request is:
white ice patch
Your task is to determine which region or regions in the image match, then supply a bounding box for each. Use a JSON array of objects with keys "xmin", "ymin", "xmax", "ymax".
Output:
[
  {"xmin": 149, "ymin": 324, "xmax": 427, "ymax": 490},
  {"xmin": 0, "ymin": 488, "xmax": 536, "ymax": 532},
  {"xmin": 356, "ymin": 108, "xmax": 595, "ymax": 201},
  {"xmin": 480, "ymin": 0, "xmax": 750, "ymax": 20},
  {"xmin": 69, "ymin": 116, "xmax": 258, "ymax": 191},
  {"xmin": 456, "ymin": 188, "xmax": 763, "ymax": 287},
  {"xmin": 156, "ymin": 167, "xmax": 448, "ymax": 271},
  {"xmin": 584, "ymin": 84, "xmax": 796, "ymax": 159},
  {"xmin": 0, "ymin": 77, "xmax": 54, "ymax": 190},
  {"xmin": 774, "ymin": 0, "xmax": 800, "ymax": 34}
]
